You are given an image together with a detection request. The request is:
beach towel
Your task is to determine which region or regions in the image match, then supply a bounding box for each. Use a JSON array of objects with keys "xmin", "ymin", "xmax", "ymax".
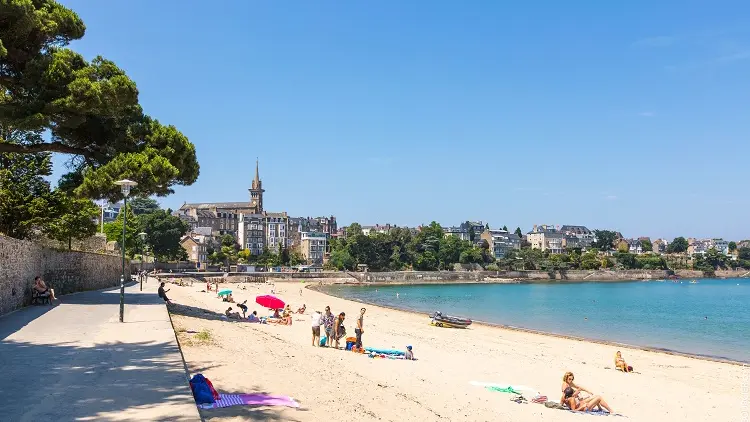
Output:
[
  {"xmin": 364, "ymin": 347, "xmax": 405, "ymax": 356},
  {"xmin": 197, "ymin": 393, "xmax": 300, "ymax": 409},
  {"xmin": 568, "ymin": 408, "xmax": 616, "ymax": 416},
  {"xmin": 470, "ymin": 381, "xmax": 539, "ymax": 397},
  {"xmin": 368, "ymin": 353, "xmax": 406, "ymax": 360},
  {"xmin": 486, "ymin": 386, "xmax": 521, "ymax": 395}
]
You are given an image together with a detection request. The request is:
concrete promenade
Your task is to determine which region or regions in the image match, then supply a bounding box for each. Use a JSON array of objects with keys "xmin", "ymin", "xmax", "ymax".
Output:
[{"xmin": 0, "ymin": 279, "xmax": 200, "ymax": 421}]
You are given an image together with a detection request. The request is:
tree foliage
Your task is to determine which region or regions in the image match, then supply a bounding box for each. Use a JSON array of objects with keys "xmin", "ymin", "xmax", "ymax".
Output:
[
  {"xmin": 640, "ymin": 239, "xmax": 652, "ymax": 253},
  {"xmin": 130, "ymin": 197, "xmax": 160, "ymax": 215},
  {"xmin": 138, "ymin": 209, "xmax": 189, "ymax": 261},
  {"xmin": 0, "ymin": 0, "xmax": 199, "ymax": 200},
  {"xmin": 328, "ymin": 221, "xmax": 489, "ymax": 271},
  {"xmin": 0, "ymin": 128, "xmax": 57, "ymax": 238},
  {"xmin": 591, "ymin": 230, "xmax": 618, "ymax": 251},
  {"xmin": 44, "ymin": 195, "xmax": 98, "ymax": 249},
  {"xmin": 103, "ymin": 204, "xmax": 138, "ymax": 255},
  {"xmin": 667, "ymin": 237, "xmax": 689, "ymax": 253},
  {"xmin": 739, "ymin": 247, "xmax": 750, "ymax": 261}
]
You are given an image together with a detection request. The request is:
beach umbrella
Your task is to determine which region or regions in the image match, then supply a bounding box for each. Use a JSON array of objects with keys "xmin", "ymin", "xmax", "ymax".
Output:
[
  {"xmin": 256, "ymin": 295, "xmax": 285, "ymax": 309},
  {"xmin": 218, "ymin": 289, "xmax": 232, "ymax": 296}
]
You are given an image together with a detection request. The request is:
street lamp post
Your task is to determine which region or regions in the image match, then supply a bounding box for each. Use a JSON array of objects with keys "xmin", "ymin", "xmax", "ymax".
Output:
[
  {"xmin": 114, "ymin": 179, "xmax": 137, "ymax": 323},
  {"xmin": 139, "ymin": 232, "xmax": 147, "ymax": 291}
]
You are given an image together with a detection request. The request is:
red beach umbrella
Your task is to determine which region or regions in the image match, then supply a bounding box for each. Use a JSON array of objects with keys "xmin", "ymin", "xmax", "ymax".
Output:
[{"xmin": 256, "ymin": 295, "xmax": 285, "ymax": 309}]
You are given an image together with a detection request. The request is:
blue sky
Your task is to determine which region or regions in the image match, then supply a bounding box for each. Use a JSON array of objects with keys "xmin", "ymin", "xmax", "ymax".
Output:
[{"xmin": 55, "ymin": 0, "xmax": 750, "ymax": 240}]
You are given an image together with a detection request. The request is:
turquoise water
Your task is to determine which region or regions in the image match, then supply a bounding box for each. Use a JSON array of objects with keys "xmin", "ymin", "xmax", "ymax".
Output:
[{"xmin": 321, "ymin": 278, "xmax": 750, "ymax": 363}]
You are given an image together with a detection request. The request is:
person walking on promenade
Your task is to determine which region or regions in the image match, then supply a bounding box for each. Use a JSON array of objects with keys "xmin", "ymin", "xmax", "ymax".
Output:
[{"xmin": 355, "ymin": 307, "xmax": 366, "ymax": 349}]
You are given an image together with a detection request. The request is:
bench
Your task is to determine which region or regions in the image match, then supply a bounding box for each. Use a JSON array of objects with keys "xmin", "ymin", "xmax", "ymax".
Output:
[{"xmin": 31, "ymin": 289, "xmax": 51, "ymax": 305}]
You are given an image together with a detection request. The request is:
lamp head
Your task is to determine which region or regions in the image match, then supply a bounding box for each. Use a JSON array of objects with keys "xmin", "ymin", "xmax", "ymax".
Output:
[{"xmin": 114, "ymin": 179, "xmax": 138, "ymax": 197}]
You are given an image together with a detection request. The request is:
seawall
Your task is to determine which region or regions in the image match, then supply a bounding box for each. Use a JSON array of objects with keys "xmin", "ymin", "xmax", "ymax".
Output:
[
  {"xmin": 346, "ymin": 268, "xmax": 749, "ymax": 284},
  {"xmin": 150, "ymin": 268, "xmax": 749, "ymax": 286},
  {"xmin": 0, "ymin": 235, "xmax": 125, "ymax": 317}
]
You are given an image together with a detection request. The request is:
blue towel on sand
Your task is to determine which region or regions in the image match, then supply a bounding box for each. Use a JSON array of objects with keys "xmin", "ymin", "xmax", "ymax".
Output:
[{"xmin": 364, "ymin": 347, "xmax": 405, "ymax": 356}]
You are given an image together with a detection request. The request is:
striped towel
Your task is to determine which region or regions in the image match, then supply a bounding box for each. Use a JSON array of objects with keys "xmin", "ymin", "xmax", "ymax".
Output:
[
  {"xmin": 531, "ymin": 395, "xmax": 548, "ymax": 404},
  {"xmin": 198, "ymin": 393, "xmax": 300, "ymax": 409}
]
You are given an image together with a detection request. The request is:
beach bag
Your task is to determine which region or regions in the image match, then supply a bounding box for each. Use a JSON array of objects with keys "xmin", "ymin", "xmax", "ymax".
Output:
[
  {"xmin": 320, "ymin": 336, "xmax": 327, "ymax": 346},
  {"xmin": 544, "ymin": 401, "xmax": 566, "ymax": 410},
  {"xmin": 531, "ymin": 395, "xmax": 548, "ymax": 404},
  {"xmin": 190, "ymin": 374, "xmax": 218, "ymax": 404}
]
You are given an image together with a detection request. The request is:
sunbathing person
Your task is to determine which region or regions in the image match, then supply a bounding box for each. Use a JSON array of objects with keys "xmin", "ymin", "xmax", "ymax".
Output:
[
  {"xmin": 267, "ymin": 308, "xmax": 283, "ymax": 324},
  {"xmin": 561, "ymin": 372, "xmax": 613, "ymax": 413},
  {"xmin": 34, "ymin": 276, "xmax": 58, "ymax": 302},
  {"xmin": 615, "ymin": 351, "xmax": 633, "ymax": 372},
  {"xmin": 281, "ymin": 305, "xmax": 293, "ymax": 325},
  {"xmin": 247, "ymin": 311, "xmax": 260, "ymax": 322},
  {"xmin": 225, "ymin": 307, "xmax": 242, "ymax": 320}
]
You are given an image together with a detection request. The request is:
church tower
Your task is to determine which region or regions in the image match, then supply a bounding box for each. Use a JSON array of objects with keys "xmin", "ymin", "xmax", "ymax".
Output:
[{"xmin": 249, "ymin": 159, "xmax": 264, "ymax": 214}]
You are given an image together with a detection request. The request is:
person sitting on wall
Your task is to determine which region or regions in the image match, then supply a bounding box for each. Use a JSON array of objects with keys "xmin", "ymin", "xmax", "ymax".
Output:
[
  {"xmin": 34, "ymin": 276, "xmax": 58, "ymax": 302},
  {"xmin": 158, "ymin": 282, "xmax": 172, "ymax": 305}
]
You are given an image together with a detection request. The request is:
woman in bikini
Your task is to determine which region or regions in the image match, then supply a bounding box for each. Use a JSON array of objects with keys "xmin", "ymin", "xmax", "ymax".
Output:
[
  {"xmin": 561, "ymin": 372, "xmax": 614, "ymax": 413},
  {"xmin": 615, "ymin": 351, "xmax": 633, "ymax": 372}
]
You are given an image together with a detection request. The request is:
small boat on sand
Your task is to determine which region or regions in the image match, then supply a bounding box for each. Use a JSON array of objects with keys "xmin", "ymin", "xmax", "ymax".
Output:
[{"xmin": 430, "ymin": 311, "xmax": 472, "ymax": 328}]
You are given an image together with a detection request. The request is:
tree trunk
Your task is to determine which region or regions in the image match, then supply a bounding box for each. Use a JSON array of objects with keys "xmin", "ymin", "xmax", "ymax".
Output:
[{"xmin": 68, "ymin": 237, "xmax": 72, "ymax": 250}]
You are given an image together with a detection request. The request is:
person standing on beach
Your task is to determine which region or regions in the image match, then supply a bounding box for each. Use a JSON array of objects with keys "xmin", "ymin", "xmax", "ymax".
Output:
[
  {"xmin": 311, "ymin": 309, "xmax": 323, "ymax": 346},
  {"xmin": 333, "ymin": 312, "xmax": 346, "ymax": 349},
  {"xmin": 355, "ymin": 307, "xmax": 366, "ymax": 349},
  {"xmin": 322, "ymin": 306, "xmax": 334, "ymax": 347}
]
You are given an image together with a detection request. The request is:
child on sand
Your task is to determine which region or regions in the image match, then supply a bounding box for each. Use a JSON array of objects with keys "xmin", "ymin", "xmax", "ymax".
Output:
[{"xmin": 405, "ymin": 345, "xmax": 415, "ymax": 360}]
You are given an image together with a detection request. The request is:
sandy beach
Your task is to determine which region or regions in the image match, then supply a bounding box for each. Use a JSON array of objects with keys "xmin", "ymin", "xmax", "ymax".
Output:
[{"xmin": 166, "ymin": 279, "xmax": 746, "ymax": 422}]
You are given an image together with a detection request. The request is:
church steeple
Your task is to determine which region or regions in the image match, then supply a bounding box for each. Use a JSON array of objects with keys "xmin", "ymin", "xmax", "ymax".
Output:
[{"xmin": 249, "ymin": 158, "xmax": 264, "ymax": 213}]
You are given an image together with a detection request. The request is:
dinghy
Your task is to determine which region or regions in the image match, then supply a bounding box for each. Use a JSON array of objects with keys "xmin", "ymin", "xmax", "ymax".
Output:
[{"xmin": 430, "ymin": 311, "xmax": 472, "ymax": 328}]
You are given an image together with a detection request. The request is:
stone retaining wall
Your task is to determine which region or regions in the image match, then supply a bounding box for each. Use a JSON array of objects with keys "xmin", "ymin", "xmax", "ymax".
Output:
[
  {"xmin": 0, "ymin": 235, "xmax": 124, "ymax": 317},
  {"xmin": 354, "ymin": 269, "xmax": 677, "ymax": 283}
]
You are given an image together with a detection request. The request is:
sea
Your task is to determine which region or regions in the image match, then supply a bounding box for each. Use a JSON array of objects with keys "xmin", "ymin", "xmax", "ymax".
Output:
[{"xmin": 320, "ymin": 278, "xmax": 750, "ymax": 363}]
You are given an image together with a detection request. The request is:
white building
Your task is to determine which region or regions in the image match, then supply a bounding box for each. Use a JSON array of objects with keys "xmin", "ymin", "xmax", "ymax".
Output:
[
  {"xmin": 299, "ymin": 232, "xmax": 327, "ymax": 265},
  {"xmin": 527, "ymin": 225, "xmax": 564, "ymax": 254},
  {"xmin": 712, "ymin": 239, "xmax": 730, "ymax": 255}
]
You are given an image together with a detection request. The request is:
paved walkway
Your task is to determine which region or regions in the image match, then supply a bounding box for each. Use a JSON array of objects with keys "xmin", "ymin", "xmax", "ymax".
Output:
[{"xmin": 0, "ymin": 279, "xmax": 200, "ymax": 421}]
